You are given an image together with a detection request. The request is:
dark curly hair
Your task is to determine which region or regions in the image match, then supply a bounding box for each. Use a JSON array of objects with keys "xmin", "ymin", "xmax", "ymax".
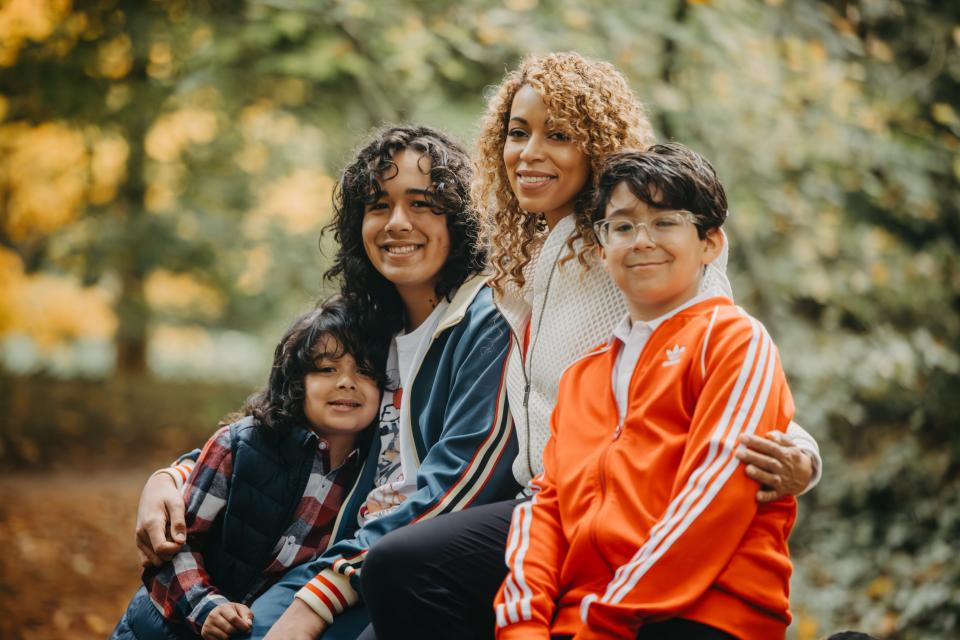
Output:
[
  {"xmin": 323, "ymin": 125, "xmax": 486, "ymax": 347},
  {"xmin": 592, "ymin": 143, "xmax": 729, "ymax": 239},
  {"xmin": 223, "ymin": 296, "xmax": 387, "ymax": 434}
]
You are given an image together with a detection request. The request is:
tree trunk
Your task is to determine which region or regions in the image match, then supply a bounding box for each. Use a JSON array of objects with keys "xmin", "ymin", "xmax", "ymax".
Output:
[{"xmin": 115, "ymin": 269, "xmax": 149, "ymax": 375}]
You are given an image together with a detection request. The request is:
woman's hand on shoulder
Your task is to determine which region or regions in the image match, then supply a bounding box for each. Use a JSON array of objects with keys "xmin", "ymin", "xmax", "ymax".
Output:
[{"xmin": 736, "ymin": 431, "xmax": 814, "ymax": 503}]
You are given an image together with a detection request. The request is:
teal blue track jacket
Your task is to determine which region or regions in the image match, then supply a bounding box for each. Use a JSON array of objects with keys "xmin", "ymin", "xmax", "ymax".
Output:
[{"xmin": 291, "ymin": 275, "xmax": 519, "ymax": 622}]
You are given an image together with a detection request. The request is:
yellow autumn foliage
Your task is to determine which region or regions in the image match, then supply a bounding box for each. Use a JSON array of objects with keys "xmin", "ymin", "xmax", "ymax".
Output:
[
  {"xmin": 147, "ymin": 40, "xmax": 173, "ymax": 80},
  {"xmin": 0, "ymin": 247, "xmax": 23, "ymax": 334},
  {"xmin": 145, "ymin": 107, "xmax": 219, "ymax": 163},
  {"xmin": 88, "ymin": 132, "xmax": 129, "ymax": 205},
  {"xmin": 0, "ymin": 121, "xmax": 87, "ymax": 242},
  {"xmin": 143, "ymin": 269, "xmax": 225, "ymax": 320},
  {"xmin": 0, "ymin": 248, "xmax": 117, "ymax": 349},
  {"xmin": 0, "ymin": 0, "xmax": 71, "ymax": 67},
  {"xmin": 0, "ymin": 121, "xmax": 129, "ymax": 240},
  {"xmin": 793, "ymin": 610, "xmax": 820, "ymax": 640},
  {"xmin": 245, "ymin": 168, "xmax": 333, "ymax": 237},
  {"xmin": 235, "ymin": 142, "xmax": 270, "ymax": 174},
  {"xmin": 239, "ymin": 102, "xmax": 298, "ymax": 145},
  {"xmin": 96, "ymin": 33, "xmax": 131, "ymax": 80},
  {"xmin": 236, "ymin": 245, "xmax": 272, "ymax": 296}
]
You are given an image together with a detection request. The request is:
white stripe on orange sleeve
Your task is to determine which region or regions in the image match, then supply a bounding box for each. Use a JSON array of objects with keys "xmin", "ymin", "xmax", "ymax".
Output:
[
  {"xmin": 514, "ymin": 499, "xmax": 536, "ymax": 620},
  {"xmin": 499, "ymin": 491, "xmax": 540, "ymax": 626},
  {"xmin": 701, "ymin": 305, "xmax": 720, "ymax": 378},
  {"xmin": 496, "ymin": 602, "xmax": 508, "ymax": 628},
  {"xmin": 500, "ymin": 499, "xmax": 527, "ymax": 625}
]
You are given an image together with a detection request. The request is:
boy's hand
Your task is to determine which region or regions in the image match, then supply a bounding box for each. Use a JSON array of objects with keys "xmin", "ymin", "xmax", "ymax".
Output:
[
  {"xmin": 736, "ymin": 431, "xmax": 814, "ymax": 502},
  {"xmin": 135, "ymin": 471, "xmax": 187, "ymax": 566},
  {"xmin": 263, "ymin": 598, "xmax": 328, "ymax": 640},
  {"xmin": 201, "ymin": 603, "xmax": 253, "ymax": 640}
]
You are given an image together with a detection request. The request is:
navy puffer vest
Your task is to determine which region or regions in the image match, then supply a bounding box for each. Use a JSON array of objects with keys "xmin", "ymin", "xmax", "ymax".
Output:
[
  {"xmin": 206, "ymin": 416, "xmax": 321, "ymax": 601},
  {"xmin": 120, "ymin": 416, "xmax": 376, "ymax": 639}
]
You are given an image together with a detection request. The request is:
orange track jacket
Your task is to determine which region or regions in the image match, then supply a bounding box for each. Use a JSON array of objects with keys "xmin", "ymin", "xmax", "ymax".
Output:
[{"xmin": 495, "ymin": 297, "xmax": 796, "ymax": 640}]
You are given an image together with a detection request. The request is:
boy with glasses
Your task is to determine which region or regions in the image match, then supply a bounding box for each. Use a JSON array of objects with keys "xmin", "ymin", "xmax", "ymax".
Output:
[{"xmin": 495, "ymin": 144, "xmax": 797, "ymax": 640}]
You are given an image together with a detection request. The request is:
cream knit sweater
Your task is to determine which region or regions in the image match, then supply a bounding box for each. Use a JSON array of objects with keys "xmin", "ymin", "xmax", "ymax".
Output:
[{"xmin": 494, "ymin": 216, "xmax": 821, "ymax": 488}]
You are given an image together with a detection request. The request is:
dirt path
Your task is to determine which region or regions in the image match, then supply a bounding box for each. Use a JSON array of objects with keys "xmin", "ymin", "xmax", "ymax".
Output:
[{"xmin": 0, "ymin": 468, "xmax": 152, "ymax": 639}]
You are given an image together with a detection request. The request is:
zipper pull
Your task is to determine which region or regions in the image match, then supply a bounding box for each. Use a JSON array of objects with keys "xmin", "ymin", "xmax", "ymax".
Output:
[
  {"xmin": 523, "ymin": 382, "xmax": 531, "ymax": 408},
  {"xmin": 612, "ymin": 422, "xmax": 623, "ymax": 441}
]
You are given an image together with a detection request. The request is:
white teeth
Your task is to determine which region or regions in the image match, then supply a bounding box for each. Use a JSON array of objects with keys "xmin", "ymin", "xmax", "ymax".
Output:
[
  {"xmin": 385, "ymin": 245, "xmax": 419, "ymax": 255},
  {"xmin": 518, "ymin": 175, "xmax": 552, "ymax": 184}
]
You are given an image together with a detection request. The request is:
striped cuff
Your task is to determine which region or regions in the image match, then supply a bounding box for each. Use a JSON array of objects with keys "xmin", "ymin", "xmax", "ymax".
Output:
[
  {"xmin": 294, "ymin": 566, "xmax": 359, "ymax": 624},
  {"xmin": 154, "ymin": 461, "xmax": 196, "ymax": 492},
  {"xmin": 187, "ymin": 592, "xmax": 230, "ymax": 632}
]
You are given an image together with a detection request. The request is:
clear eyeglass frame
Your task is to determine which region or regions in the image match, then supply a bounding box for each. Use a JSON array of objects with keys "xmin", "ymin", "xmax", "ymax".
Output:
[{"xmin": 592, "ymin": 210, "xmax": 700, "ymax": 247}]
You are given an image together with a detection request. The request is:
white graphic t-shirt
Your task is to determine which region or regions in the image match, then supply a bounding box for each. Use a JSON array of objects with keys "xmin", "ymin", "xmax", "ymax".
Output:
[{"xmin": 357, "ymin": 301, "xmax": 448, "ymax": 525}]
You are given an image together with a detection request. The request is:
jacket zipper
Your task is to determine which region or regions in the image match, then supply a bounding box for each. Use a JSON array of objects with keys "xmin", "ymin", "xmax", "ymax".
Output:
[
  {"xmin": 588, "ymin": 320, "xmax": 667, "ymax": 567},
  {"xmin": 590, "ymin": 409, "xmax": 622, "ymax": 571}
]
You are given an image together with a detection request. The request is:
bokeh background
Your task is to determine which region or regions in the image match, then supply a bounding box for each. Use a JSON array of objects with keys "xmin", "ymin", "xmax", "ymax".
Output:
[{"xmin": 0, "ymin": 0, "xmax": 957, "ymax": 638}]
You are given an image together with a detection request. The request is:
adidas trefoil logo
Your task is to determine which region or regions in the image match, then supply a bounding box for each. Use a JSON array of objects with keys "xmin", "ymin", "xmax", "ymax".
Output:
[{"xmin": 662, "ymin": 344, "xmax": 686, "ymax": 367}]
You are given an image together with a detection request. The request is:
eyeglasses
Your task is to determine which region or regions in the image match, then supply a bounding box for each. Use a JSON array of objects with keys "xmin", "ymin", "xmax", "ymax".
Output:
[{"xmin": 592, "ymin": 211, "xmax": 699, "ymax": 248}]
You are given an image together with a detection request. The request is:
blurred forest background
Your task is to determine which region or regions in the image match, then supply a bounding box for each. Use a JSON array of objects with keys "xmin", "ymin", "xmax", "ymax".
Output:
[{"xmin": 0, "ymin": 0, "xmax": 957, "ymax": 638}]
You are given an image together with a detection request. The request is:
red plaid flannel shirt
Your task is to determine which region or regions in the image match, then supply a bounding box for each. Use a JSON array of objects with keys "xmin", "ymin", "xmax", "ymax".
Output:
[{"xmin": 143, "ymin": 424, "xmax": 359, "ymax": 632}]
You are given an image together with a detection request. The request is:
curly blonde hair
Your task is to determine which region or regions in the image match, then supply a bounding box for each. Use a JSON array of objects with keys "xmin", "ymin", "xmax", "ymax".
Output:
[{"xmin": 474, "ymin": 52, "xmax": 655, "ymax": 294}]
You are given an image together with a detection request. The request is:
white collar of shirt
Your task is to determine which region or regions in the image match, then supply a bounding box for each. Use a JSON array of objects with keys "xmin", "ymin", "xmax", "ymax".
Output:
[
  {"xmin": 611, "ymin": 291, "xmax": 718, "ymax": 347},
  {"xmin": 610, "ymin": 291, "xmax": 716, "ymax": 422}
]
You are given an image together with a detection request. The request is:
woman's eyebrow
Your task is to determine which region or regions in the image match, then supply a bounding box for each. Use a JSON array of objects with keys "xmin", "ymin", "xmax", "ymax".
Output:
[{"xmin": 508, "ymin": 116, "xmax": 529, "ymax": 125}]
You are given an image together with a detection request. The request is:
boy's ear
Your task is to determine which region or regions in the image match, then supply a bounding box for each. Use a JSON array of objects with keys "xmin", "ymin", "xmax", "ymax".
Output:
[
  {"xmin": 701, "ymin": 228, "xmax": 723, "ymax": 265},
  {"xmin": 597, "ymin": 243, "xmax": 609, "ymax": 272}
]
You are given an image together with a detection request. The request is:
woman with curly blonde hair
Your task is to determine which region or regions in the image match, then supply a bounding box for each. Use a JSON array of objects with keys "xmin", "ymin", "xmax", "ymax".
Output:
[
  {"xmin": 358, "ymin": 52, "xmax": 822, "ymax": 640},
  {"xmin": 476, "ymin": 52, "xmax": 652, "ymax": 291}
]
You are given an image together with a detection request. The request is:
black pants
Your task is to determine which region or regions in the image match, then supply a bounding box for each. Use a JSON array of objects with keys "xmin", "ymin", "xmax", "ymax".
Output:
[
  {"xmin": 553, "ymin": 618, "xmax": 736, "ymax": 639},
  {"xmin": 361, "ymin": 498, "xmax": 522, "ymax": 640},
  {"xmin": 361, "ymin": 498, "xmax": 738, "ymax": 640}
]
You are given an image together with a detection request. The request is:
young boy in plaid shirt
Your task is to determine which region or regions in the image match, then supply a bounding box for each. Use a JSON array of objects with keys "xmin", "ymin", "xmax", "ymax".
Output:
[{"xmin": 112, "ymin": 298, "xmax": 385, "ymax": 640}]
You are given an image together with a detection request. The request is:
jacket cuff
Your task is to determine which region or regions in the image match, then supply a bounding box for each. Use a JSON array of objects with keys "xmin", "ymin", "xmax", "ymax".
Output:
[
  {"xmin": 188, "ymin": 592, "xmax": 230, "ymax": 632},
  {"xmin": 153, "ymin": 460, "xmax": 195, "ymax": 492},
  {"xmin": 295, "ymin": 566, "xmax": 358, "ymax": 624},
  {"xmin": 496, "ymin": 620, "xmax": 551, "ymax": 640}
]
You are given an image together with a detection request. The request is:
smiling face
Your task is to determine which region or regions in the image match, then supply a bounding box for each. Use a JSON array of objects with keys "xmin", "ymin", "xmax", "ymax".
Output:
[
  {"xmin": 502, "ymin": 85, "xmax": 591, "ymax": 228},
  {"xmin": 303, "ymin": 336, "xmax": 380, "ymax": 437},
  {"xmin": 361, "ymin": 149, "xmax": 451, "ymax": 304},
  {"xmin": 600, "ymin": 182, "xmax": 722, "ymax": 322}
]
